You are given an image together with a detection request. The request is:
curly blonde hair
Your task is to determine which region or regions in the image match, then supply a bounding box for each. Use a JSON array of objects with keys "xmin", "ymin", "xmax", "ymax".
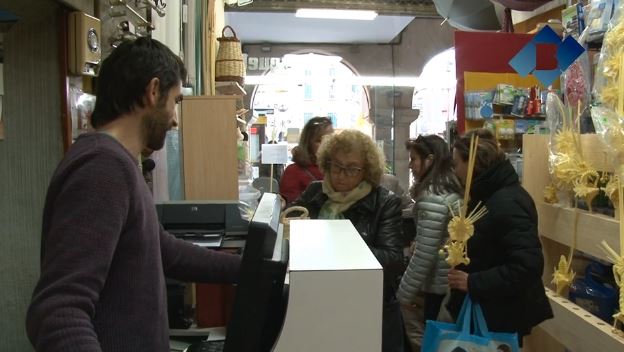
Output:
[{"xmin": 317, "ymin": 129, "xmax": 385, "ymax": 187}]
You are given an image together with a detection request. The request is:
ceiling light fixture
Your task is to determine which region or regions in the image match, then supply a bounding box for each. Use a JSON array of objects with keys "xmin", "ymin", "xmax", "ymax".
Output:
[
  {"xmin": 245, "ymin": 75, "xmax": 418, "ymax": 87},
  {"xmin": 295, "ymin": 8, "xmax": 378, "ymax": 21}
]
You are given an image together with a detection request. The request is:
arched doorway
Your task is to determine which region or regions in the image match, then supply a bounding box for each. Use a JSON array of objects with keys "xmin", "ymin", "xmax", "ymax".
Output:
[
  {"xmin": 249, "ymin": 53, "xmax": 371, "ymax": 154},
  {"xmin": 411, "ymin": 47, "xmax": 456, "ymax": 138}
]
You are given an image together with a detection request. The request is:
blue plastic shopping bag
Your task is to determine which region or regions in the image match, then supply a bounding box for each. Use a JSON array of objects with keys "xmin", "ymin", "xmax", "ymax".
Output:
[{"xmin": 422, "ymin": 295, "xmax": 520, "ymax": 352}]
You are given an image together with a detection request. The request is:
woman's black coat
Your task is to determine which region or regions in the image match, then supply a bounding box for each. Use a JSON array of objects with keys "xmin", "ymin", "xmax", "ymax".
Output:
[{"xmin": 447, "ymin": 159, "xmax": 553, "ymax": 337}]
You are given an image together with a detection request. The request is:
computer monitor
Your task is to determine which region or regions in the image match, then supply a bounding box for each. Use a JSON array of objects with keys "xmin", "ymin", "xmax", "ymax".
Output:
[{"xmin": 223, "ymin": 192, "xmax": 289, "ymax": 352}]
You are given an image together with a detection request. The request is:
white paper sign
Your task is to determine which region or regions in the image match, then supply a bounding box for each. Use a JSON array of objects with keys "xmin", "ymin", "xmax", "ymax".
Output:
[{"xmin": 261, "ymin": 144, "xmax": 288, "ymax": 164}]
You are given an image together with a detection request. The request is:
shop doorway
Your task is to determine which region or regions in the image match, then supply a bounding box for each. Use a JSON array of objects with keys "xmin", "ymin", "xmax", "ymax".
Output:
[{"xmin": 248, "ymin": 53, "xmax": 371, "ymax": 163}]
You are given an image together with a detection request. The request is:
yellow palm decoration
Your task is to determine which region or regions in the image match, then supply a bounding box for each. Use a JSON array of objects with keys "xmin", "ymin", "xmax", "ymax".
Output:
[
  {"xmin": 600, "ymin": 179, "xmax": 624, "ymax": 335},
  {"xmin": 605, "ymin": 175, "xmax": 620, "ymax": 211},
  {"xmin": 551, "ymin": 255, "xmax": 575, "ymax": 296},
  {"xmin": 591, "ymin": 8, "xmax": 624, "ymax": 335},
  {"xmin": 442, "ymin": 134, "xmax": 487, "ymax": 267},
  {"xmin": 546, "ymin": 96, "xmax": 597, "ymax": 294}
]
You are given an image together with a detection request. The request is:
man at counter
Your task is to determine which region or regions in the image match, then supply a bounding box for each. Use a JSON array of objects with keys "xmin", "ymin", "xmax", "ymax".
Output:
[{"xmin": 26, "ymin": 37, "xmax": 241, "ymax": 352}]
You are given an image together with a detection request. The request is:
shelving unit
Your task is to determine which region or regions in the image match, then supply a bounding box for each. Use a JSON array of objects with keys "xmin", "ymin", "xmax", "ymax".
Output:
[
  {"xmin": 540, "ymin": 287, "xmax": 624, "ymax": 351},
  {"xmin": 522, "ymin": 134, "xmax": 624, "ymax": 352},
  {"xmin": 538, "ymin": 203, "xmax": 619, "ymax": 260}
]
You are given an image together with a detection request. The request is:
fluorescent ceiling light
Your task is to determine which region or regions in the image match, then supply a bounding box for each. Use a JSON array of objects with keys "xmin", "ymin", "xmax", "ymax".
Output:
[
  {"xmin": 295, "ymin": 9, "xmax": 378, "ymax": 21},
  {"xmin": 282, "ymin": 53, "xmax": 343, "ymax": 64},
  {"xmin": 245, "ymin": 75, "xmax": 418, "ymax": 87}
]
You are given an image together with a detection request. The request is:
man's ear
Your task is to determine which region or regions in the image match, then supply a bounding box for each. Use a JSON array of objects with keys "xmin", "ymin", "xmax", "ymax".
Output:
[{"xmin": 145, "ymin": 77, "xmax": 160, "ymax": 107}]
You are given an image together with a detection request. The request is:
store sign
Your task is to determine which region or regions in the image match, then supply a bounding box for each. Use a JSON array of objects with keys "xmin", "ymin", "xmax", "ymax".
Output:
[
  {"xmin": 243, "ymin": 54, "xmax": 283, "ymax": 72},
  {"xmin": 508, "ymin": 25, "xmax": 584, "ymax": 86}
]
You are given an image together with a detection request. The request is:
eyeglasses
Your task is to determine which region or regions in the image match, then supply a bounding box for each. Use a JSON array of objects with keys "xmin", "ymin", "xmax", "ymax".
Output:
[{"xmin": 328, "ymin": 161, "xmax": 363, "ymax": 177}]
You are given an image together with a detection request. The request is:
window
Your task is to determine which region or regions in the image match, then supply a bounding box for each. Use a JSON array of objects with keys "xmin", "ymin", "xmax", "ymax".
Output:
[
  {"xmin": 303, "ymin": 112, "xmax": 313, "ymax": 124},
  {"xmin": 329, "ymin": 81, "xmax": 336, "ymax": 100},
  {"xmin": 328, "ymin": 113, "xmax": 337, "ymax": 127},
  {"xmin": 304, "ymin": 84, "xmax": 313, "ymax": 100}
]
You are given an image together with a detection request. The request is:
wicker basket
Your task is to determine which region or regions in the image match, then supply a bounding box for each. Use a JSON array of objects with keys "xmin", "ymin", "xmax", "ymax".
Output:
[
  {"xmin": 280, "ymin": 206, "xmax": 309, "ymax": 240},
  {"xmin": 215, "ymin": 25, "xmax": 245, "ymax": 85}
]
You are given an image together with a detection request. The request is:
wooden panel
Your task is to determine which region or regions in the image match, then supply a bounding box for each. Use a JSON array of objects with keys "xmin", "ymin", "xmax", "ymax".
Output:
[
  {"xmin": 0, "ymin": 0, "xmax": 64, "ymax": 350},
  {"xmin": 180, "ymin": 95, "xmax": 239, "ymax": 200},
  {"xmin": 524, "ymin": 325, "xmax": 565, "ymax": 352},
  {"xmin": 578, "ymin": 133, "xmax": 613, "ymax": 172},
  {"xmin": 538, "ymin": 203, "xmax": 619, "ymax": 262},
  {"xmin": 522, "ymin": 134, "xmax": 551, "ymax": 201},
  {"xmin": 540, "ymin": 287, "xmax": 624, "ymax": 352}
]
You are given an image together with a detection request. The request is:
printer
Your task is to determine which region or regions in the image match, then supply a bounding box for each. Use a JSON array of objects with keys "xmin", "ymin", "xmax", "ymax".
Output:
[
  {"xmin": 156, "ymin": 200, "xmax": 249, "ymax": 247},
  {"xmin": 156, "ymin": 200, "xmax": 249, "ymax": 329}
]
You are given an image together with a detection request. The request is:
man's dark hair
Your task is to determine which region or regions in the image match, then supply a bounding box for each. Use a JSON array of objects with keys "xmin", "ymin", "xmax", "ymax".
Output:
[
  {"xmin": 91, "ymin": 37, "xmax": 187, "ymax": 128},
  {"xmin": 406, "ymin": 134, "xmax": 462, "ymax": 198}
]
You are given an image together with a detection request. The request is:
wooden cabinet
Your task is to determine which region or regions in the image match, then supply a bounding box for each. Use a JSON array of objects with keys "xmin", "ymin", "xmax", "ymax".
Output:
[{"xmin": 180, "ymin": 95, "xmax": 240, "ymax": 200}]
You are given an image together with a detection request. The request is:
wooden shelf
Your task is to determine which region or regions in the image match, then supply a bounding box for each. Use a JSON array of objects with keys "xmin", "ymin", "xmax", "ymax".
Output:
[
  {"xmin": 539, "ymin": 287, "xmax": 624, "ymax": 352},
  {"xmin": 537, "ymin": 202, "xmax": 620, "ymax": 262}
]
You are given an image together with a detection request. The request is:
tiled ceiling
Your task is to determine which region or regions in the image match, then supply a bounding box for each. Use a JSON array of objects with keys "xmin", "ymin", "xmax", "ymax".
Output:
[{"xmin": 227, "ymin": 0, "xmax": 439, "ymax": 17}]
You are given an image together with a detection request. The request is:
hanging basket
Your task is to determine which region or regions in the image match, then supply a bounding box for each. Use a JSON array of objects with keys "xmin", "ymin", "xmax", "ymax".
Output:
[
  {"xmin": 215, "ymin": 25, "xmax": 245, "ymax": 85},
  {"xmin": 280, "ymin": 206, "xmax": 309, "ymax": 240}
]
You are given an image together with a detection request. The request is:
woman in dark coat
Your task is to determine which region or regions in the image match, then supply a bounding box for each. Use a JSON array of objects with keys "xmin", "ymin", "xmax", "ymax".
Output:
[
  {"xmin": 446, "ymin": 129, "xmax": 553, "ymax": 343},
  {"xmin": 292, "ymin": 129, "xmax": 405, "ymax": 352}
]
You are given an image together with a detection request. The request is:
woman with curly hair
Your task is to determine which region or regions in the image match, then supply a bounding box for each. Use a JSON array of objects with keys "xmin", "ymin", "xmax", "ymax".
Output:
[
  {"xmin": 292, "ymin": 129, "xmax": 405, "ymax": 352},
  {"xmin": 279, "ymin": 116, "xmax": 333, "ymax": 203}
]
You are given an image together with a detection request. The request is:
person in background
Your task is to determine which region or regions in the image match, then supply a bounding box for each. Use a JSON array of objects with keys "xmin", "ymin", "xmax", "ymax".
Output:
[
  {"xmin": 279, "ymin": 116, "xmax": 333, "ymax": 203},
  {"xmin": 25, "ymin": 38, "xmax": 241, "ymax": 352},
  {"xmin": 380, "ymin": 173, "xmax": 413, "ymax": 209},
  {"xmin": 292, "ymin": 129, "xmax": 405, "ymax": 352},
  {"xmin": 446, "ymin": 128, "xmax": 552, "ymax": 345},
  {"xmin": 396, "ymin": 135, "xmax": 462, "ymax": 352}
]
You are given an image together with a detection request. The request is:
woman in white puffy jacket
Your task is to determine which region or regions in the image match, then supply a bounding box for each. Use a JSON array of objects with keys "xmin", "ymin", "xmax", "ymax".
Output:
[{"xmin": 397, "ymin": 135, "xmax": 462, "ymax": 351}]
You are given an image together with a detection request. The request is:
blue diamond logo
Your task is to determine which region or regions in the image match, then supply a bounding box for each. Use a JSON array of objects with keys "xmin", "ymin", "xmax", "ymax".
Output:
[{"xmin": 509, "ymin": 25, "xmax": 585, "ymax": 86}]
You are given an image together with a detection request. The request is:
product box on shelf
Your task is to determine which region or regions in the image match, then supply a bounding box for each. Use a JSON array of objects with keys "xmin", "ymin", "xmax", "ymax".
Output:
[
  {"xmin": 494, "ymin": 84, "xmax": 515, "ymax": 105},
  {"xmin": 464, "ymin": 90, "xmax": 494, "ymax": 120}
]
